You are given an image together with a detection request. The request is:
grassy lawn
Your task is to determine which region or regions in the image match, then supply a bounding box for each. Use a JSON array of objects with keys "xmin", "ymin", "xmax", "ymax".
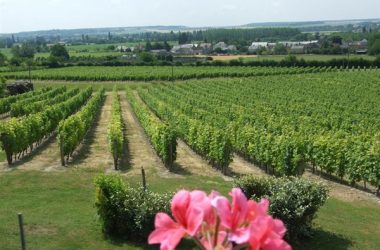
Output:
[{"xmin": 0, "ymin": 168, "xmax": 378, "ymax": 250}]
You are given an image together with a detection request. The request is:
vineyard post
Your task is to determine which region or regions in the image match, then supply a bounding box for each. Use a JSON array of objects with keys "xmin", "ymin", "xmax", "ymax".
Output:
[
  {"xmin": 60, "ymin": 137, "xmax": 65, "ymax": 166},
  {"xmin": 141, "ymin": 167, "xmax": 146, "ymax": 191},
  {"xmin": 18, "ymin": 213, "xmax": 26, "ymax": 250}
]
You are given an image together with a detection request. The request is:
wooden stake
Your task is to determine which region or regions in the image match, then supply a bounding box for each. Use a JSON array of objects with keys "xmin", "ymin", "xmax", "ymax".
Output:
[
  {"xmin": 141, "ymin": 167, "xmax": 146, "ymax": 191},
  {"xmin": 18, "ymin": 213, "xmax": 26, "ymax": 250}
]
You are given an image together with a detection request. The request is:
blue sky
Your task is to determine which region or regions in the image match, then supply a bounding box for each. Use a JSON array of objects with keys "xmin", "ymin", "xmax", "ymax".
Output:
[{"xmin": 0, "ymin": 0, "xmax": 379, "ymax": 33}]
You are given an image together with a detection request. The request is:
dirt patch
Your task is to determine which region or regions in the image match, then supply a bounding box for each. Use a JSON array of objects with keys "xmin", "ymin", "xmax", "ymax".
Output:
[
  {"xmin": 25, "ymin": 224, "xmax": 59, "ymax": 236},
  {"xmin": 194, "ymin": 55, "xmax": 258, "ymax": 61},
  {"xmin": 118, "ymin": 91, "xmax": 175, "ymax": 178},
  {"xmin": 303, "ymin": 169, "xmax": 380, "ymax": 203},
  {"xmin": 0, "ymin": 134, "xmax": 63, "ymax": 172},
  {"xmin": 174, "ymin": 140, "xmax": 224, "ymax": 178},
  {"xmin": 229, "ymin": 154, "xmax": 267, "ymax": 177},
  {"xmin": 68, "ymin": 92, "xmax": 113, "ymax": 170}
]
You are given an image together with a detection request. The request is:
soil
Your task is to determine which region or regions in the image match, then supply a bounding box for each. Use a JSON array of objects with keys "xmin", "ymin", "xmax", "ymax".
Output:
[
  {"xmin": 67, "ymin": 92, "xmax": 113, "ymax": 170},
  {"xmin": 118, "ymin": 91, "xmax": 175, "ymax": 178}
]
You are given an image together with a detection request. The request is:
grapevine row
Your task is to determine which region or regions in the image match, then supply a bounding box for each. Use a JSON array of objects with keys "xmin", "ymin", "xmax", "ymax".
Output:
[
  {"xmin": 107, "ymin": 86, "xmax": 124, "ymax": 170},
  {"xmin": 1, "ymin": 65, "xmax": 341, "ymax": 82},
  {"xmin": 58, "ymin": 88, "xmax": 105, "ymax": 166},
  {"xmin": 11, "ymin": 86, "xmax": 67, "ymax": 117},
  {"xmin": 0, "ymin": 87, "xmax": 51, "ymax": 115},
  {"xmin": 11, "ymin": 88, "xmax": 80, "ymax": 117},
  {"xmin": 125, "ymin": 87, "xmax": 177, "ymax": 169},
  {"xmin": 137, "ymin": 88, "xmax": 233, "ymax": 173},
  {"xmin": 0, "ymin": 87, "xmax": 93, "ymax": 164}
]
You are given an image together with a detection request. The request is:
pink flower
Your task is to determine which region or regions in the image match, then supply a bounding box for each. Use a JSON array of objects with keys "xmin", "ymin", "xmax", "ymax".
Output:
[
  {"xmin": 199, "ymin": 230, "xmax": 232, "ymax": 250},
  {"xmin": 148, "ymin": 190, "xmax": 207, "ymax": 250},
  {"xmin": 212, "ymin": 188, "xmax": 256, "ymax": 244},
  {"xmin": 248, "ymin": 215, "xmax": 291, "ymax": 250},
  {"xmin": 148, "ymin": 188, "xmax": 291, "ymax": 250}
]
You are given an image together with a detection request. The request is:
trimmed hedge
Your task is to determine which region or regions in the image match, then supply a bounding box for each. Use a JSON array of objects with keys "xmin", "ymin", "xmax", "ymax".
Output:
[
  {"xmin": 235, "ymin": 175, "xmax": 329, "ymax": 241},
  {"xmin": 94, "ymin": 174, "xmax": 171, "ymax": 241}
]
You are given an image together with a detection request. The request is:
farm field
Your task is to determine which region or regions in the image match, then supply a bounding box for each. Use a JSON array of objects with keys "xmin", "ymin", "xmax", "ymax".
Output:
[
  {"xmin": 190, "ymin": 54, "xmax": 376, "ymax": 62},
  {"xmin": 1, "ymin": 65, "xmax": 339, "ymax": 81},
  {"xmin": 0, "ymin": 70, "xmax": 379, "ymax": 249},
  {"xmin": 0, "ymin": 41, "xmax": 180, "ymax": 59}
]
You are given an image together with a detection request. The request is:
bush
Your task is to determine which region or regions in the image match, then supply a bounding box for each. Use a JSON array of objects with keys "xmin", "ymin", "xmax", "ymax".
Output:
[
  {"xmin": 94, "ymin": 174, "xmax": 171, "ymax": 241},
  {"xmin": 235, "ymin": 175, "xmax": 328, "ymax": 241}
]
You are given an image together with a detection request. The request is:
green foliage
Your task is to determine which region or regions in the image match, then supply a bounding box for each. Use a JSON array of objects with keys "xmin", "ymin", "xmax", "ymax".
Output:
[
  {"xmin": 0, "ymin": 87, "xmax": 93, "ymax": 164},
  {"xmin": 0, "ymin": 52, "xmax": 6, "ymax": 66},
  {"xmin": 138, "ymin": 87, "xmax": 233, "ymax": 173},
  {"xmin": 1, "ymin": 65, "xmax": 340, "ymax": 82},
  {"xmin": 0, "ymin": 87, "xmax": 51, "ymax": 114},
  {"xmin": 11, "ymin": 88, "xmax": 80, "ymax": 117},
  {"xmin": 133, "ymin": 72, "xmax": 380, "ymax": 187},
  {"xmin": 126, "ymin": 87, "xmax": 177, "ymax": 169},
  {"xmin": 58, "ymin": 88, "xmax": 105, "ymax": 159},
  {"xmin": 50, "ymin": 44, "xmax": 70, "ymax": 60},
  {"xmin": 11, "ymin": 43, "xmax": 35, "ymax": 60},
  {"xmin": 0, "ymin": 76, "xmax": 6, "ymax": 97},
  {"xmin": 10, "ymin": 86, "xmax": 67, "ymax": 117},
  {"xmin": 235, "ymin": 175, "xmax": 329, "ymax": 241},
  {"xmin": 94, "ymin": 174, "xmax": 171, "ymax": 240},
  {"xmin": 108, "ymin": 86, "xmax": 124, "ymax": 169},
  {"xmin": 274, "ymin": 43, "xmax": 288, "ymax": 55}
]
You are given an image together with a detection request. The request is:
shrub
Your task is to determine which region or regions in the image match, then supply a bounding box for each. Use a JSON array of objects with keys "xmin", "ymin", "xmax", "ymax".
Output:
[
  {"xmin": 235, "ymin": 175, "xmax": 328, "ymax": 241},
  {"xmin": 94, "ymin": 174, "xmax": 171, "ymax": 241}
]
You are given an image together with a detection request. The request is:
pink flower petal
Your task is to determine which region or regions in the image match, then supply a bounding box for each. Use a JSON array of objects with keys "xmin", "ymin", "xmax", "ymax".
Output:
[
  {"xmin": 186, "ymin": 206, "xmax": 204, "ymax": 236},
  {"xmin": 171, "ymin": 190, "xmax": 190, "ymax": 226}
]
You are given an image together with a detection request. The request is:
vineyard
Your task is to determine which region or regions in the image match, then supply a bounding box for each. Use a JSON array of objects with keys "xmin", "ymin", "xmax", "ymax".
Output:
[
  {"xmin": 0, "ymin": 70, "xmax": 379, "ymax": 189},
  {"xmin": 0, "ymin": 65, "xmax": 343, "ymax": 81},
  {"xmin": 132, "ymin": 71, "xmax": 380, "ymax": 190},
  {"xmin": 0, "ymin": 69, "xmax": 379, "ymax": 249}
]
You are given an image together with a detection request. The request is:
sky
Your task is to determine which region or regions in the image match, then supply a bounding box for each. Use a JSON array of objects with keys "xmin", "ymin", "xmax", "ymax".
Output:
[{"xmin": 0, "ymin": 0, "xmax": 379, "ymax": 33}]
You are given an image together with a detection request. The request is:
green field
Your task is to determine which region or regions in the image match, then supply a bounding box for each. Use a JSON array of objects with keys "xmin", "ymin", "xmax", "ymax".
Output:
[{"xmin": 0, "ymin": 41, "xmax": 180, "ymax": 59}]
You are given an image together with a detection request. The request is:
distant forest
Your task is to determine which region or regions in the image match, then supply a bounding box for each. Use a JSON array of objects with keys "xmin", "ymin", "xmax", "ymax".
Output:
[{"xmin": 119, "ymin": 28, "xmax": 303, "ymax": 44}]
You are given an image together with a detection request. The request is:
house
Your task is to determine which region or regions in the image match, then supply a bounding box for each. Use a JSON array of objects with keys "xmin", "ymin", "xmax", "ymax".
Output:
[
  {"xmin": 213, "ymin": 42, "xmax": 237, "ymax": 52},
  {"xmin": 151, "ymin": 49, "xmax": 170, "ymax": 55},
  {"xmin": 359, "ymin": 39, "xmax": 368, "ymax": 47},
  {"xmin": 171, "ymin": 44, "xmax": 197, "ymax": 55},
  {"xmin": 290, "ymin": 45, "xmax": 305, "ymax": 54},
  {"xmin": 355, "ymin": 49, "xmax": 368, "ymax": 54},
  {"xmin": 227, "ymin": 45, "xmax": 237, "ymax": 51},
  {"xmin": 248, "ymin": 42, "xmax": 268, "ymax": 52}
]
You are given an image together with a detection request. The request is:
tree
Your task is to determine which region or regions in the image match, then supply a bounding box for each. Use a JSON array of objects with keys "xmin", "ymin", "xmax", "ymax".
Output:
[
  {"xmin": 368, "ymin": 33, "xmax": 380, "ymax": 55},
  {"xmin": 0, "ymin": 51, "xmax": 6, "ymax": 66},
  {"xmin": 178, "ymin": 32, "xmax": 189, "ymax": 44},
  {"xmin": 330, "ymin": 35, "xmax": 343, "ymax": 45},
  {"xmin": 145, "ymin": 41, "xmax": 152, "ymax": 51},
  {"xmin": 11, "ymin": 43, "xmax": 35, "ymax": 60},
  {"xmin": 139, "ymin": 52, "xmax": 154, "ymax": 63},
  {"xmin": 274, "ymin": 44, "xmax": 287, "ymax": 55},
  {"xmin": 50, "ymin": 44, "xmax": 70, "ymax": 60},
  {"xmin": 369, "ymin": 39, "xmax": 380, "ymax": 55},
  {"xmin": 0, "ymin": 76, "xmax": 6, "ymax": 97}
]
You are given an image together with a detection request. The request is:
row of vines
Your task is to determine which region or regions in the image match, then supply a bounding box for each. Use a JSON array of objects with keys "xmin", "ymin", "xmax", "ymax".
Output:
[
  {"xmin": 135, "ymin": 71, "xmax": 380, "ymax": 191},
  {"xmin": 107, "ymin": 86, "xmax": 124, "ymax": 170},
  {"xmin": 58, "ymin": 88, "xmax": 105, "ymax": 166},
  {"xmin": 126, "ymin": 87, "xmax": 177, "ymax": 169},
  {"xmin": 1, "ymin": 65, "xmax": 342, "ymax": 82},
  {"xmin": 0, "ymin": 87, "xmax": 93, "ymax": 164}
]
